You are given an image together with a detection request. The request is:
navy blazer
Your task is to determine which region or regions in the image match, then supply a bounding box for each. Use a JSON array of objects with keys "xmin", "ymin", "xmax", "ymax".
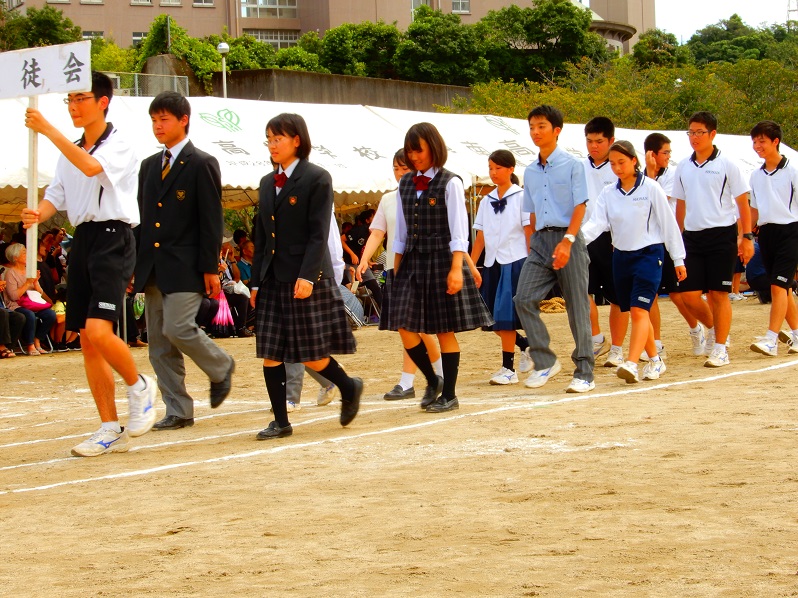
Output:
[
  {"xmin": 252, "ymin": 159, "xmax": 334, "ymax": 286},
  {"xmin": 134, "ymin": 141, "xmax": 224, "ymax": 294}
]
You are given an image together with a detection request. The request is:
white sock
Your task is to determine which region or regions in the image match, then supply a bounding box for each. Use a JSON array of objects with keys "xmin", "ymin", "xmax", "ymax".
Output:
[
  {"xmin": 713, "ymin": 342, "xmax": 727, "ymax": 354},
  {"xmin": 128, "ymin": 375, "xmax": 146, "ymax": 393},
  {"xmin": 101, "ymin": 421, "xmax": 122, "ymax": 433},
  {"xmin": 431, "ymin": 358, "xmax": 443, "ymax": 378},
  {"xmin": 610, "ymin": 344, "xmax": 622, "ymax": 352},
  {"xmin": 791, "ymin": 329, "xmax": 798, "ymax": 340},
  {"xmin": 650, "ymin": 355, "xmax": 661, "ymax": 362},
  {"xmin": 655, "ymin": 339, "xmax": 664, "ymax": 351},
  {"xmin": 592, "ymin": 333, "xmax": 605, "ymax": 344},
  {"xmin": 689, "ymin": 324, "xmax": 702, "ymax": 333},
  {"xmin": 399, "ymin": 372, "xmax": 415, "ymax": 390},
  {"xmin": 765, "ymin": 330, "xmax": 778, "ymax": 343}
]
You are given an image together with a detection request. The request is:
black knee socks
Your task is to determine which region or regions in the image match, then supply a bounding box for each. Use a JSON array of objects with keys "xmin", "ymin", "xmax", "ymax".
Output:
[
  {"xmin": 263, "ymin": 364, "xmax": 289, "ymax": 427},
  {"xmin": 441, "ymin": 352, "xmax": 460, "ymax": 399},
  {"xmin": 406, "ymin": 342, "xmax": 438, "ymax": 387},
  {"xmin": 317, "ymin": 357, "xmax": 355, "ymax": 400},
  {"xmin": 516, "ymin": 333, "xmax": 529, "ymax": 351},
  {"xmin": 502, "ymin": 351, "xmax": 515, "ymax": 371}
]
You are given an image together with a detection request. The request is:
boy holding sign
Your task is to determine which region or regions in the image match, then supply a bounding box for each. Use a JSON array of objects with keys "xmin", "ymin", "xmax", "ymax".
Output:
[{"xmin": 21, "ymin": 71, "xmax": 158, "ymax": 457}]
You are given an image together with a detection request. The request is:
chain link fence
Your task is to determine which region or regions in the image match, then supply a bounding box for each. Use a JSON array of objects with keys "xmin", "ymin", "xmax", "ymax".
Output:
[{"xmin": 102, "ymin": 72, "xmax": 190, "ymax": 97}]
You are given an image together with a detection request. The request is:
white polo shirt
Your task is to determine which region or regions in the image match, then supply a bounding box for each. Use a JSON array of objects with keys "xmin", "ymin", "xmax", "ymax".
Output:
[
  {"xmin": 583, "ymin": 157, "xmax": 617, "ymax": 222},
  {"xmin": 582, "ymin": 174, "xmax": 686, "ymax": 265},
  {"xmin": 45, "ymin": 125, "xmax": 140, "ymax": 227},
  {"xmin": 749, "ymin": 156, "xmax": 798, "ymax": 226},
  {"xmin": 472, "ymin": 184, "xmax": 530, "ymax": 267},
  {"xmin": 670, "ymin": 147, "xmax": 750, "ymax": 232},
  {"xmin": 653, "ymin": 166, "xmax": 676, "ymax": 212},
  {"xmin": 370, "ymin": 189, "xmax": 398, "ymax": 270}
]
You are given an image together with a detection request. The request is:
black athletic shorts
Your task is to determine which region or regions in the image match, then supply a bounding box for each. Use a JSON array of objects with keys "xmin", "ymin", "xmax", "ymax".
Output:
[
  {"xmin": 679, "ymin": 224, "xmax": 737, "ymax": 293},
  {"xmin": 758, "ymin": 222, "xmax": 798, "ymax": 289},
  {"xmin": 587, "ymin": 230, "xmax": 618, "ymax": 305},
  {"xmin": 66, "ymin": 220, "xmax": 136, "ymax": 331}
]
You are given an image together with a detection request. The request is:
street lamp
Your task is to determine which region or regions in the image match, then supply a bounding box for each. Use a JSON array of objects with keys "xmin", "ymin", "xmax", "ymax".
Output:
[{"xmin": 217, "ymin": 42, "xmax": 229, "ymax": 98}]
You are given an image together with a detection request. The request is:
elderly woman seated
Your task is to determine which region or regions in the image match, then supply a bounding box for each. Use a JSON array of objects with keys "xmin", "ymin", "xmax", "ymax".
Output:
[
  {"xmin": 0, "ymin": 280, "xmax": 25, "ymax": 358},
  {"xmin": 2, "ymin": 243, "xmax": 57, "ymax": 355}
]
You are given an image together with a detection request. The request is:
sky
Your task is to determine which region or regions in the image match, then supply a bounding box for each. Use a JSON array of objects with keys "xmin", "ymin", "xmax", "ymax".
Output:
[{"xmin": 653, "ymin": 0, "xmax": 789, "ymax": 43}]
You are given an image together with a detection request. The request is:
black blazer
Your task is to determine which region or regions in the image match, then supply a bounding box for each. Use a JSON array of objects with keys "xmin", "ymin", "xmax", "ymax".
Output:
[
  {"xmin": 251, "ymin": 159, "xmax": 334, "ymax": 286},
  {"xmin": 134, "ymin": 141, "xmax": 223, "ymax": 294}
]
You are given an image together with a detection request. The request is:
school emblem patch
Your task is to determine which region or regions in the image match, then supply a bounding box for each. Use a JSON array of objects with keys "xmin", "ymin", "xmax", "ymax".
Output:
[
  {"xmin": 176, "ymin": 190, "xmax": 186, "ymax": 201},
  {"xmin": 289, "ymin": 196, "xmax": 298, "ymax": 206},
  {"xmin": 428, "ymin": 197, "xmax": 437, "ymax": 207}
]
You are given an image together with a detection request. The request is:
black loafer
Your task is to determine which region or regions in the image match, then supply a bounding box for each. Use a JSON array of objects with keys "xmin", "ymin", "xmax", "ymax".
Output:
[
  {"xmin": 340, "ymin": 377, "xmax": 363, "ymax": 427},
  {"xmin": 210, "ymin": 358, "xmax": 235, "ymax": 408},
  {"xmin": 425, "ymin": 395, "xmax": 459, "ymax": 413},
  {"xmin": 420, "ymin": 376, "xmax": 444, "ymax": 409},
  {"xmin": 256, "ymin": 421, "xmax": 293, "ymax": 440},
  {"xmin": 383, "ymin": 385, "xmax": 415, "ymax": 400},
  {"xmin": 152, "ymin": 415, "xmax": 195, "ymax": 430}
]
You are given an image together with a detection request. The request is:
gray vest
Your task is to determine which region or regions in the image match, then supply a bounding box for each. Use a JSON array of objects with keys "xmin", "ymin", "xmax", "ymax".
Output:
[{"xmin": 399, "ymin": 169, "xmax": 457, "ymax": 254}]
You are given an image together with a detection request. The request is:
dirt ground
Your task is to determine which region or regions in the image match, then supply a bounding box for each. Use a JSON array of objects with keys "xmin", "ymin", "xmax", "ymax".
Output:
[{"xmin": 1, "ymin": 297, "xmax": 797, "ymax": 597}]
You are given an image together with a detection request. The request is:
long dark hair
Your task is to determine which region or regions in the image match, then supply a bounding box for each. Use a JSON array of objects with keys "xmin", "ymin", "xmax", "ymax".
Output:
[{"xmin": 489, "ymin": 149, "xmax": 519, "ymax": 185}]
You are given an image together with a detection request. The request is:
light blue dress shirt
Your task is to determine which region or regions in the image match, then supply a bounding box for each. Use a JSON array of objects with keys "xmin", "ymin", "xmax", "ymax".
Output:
[{"xmin": 522, "ymin": 146, "xmax": 589, "ymax": 229}]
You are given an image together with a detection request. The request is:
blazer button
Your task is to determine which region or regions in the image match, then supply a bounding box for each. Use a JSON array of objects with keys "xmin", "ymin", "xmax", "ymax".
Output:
[
  {"xmin": 157, "ymin": 202, "xmax": 163, "ymax": 207},
  {"xmin": 271, "ymin": 250, "xmax": 275, "ymax": 254},
  {"xmin": 271, "ymin": 216, "xmax": 275, "ymax": 221},
  {"xmin": 154, "ymin": 242, "xmax": 160, "ymax": 248},
  {"xmin": 272, "ymin": 233, "xmax": 275, "ymax": 238},
  {"xmin": 413, "ymin": 234, "xmax": 417, "ymax": 238},
  {"xmin": 155, "ymin": 223, "xmax": 161, "ymax": 228}
]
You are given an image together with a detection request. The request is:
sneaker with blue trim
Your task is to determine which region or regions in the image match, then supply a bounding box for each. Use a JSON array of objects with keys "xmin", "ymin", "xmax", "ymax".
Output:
[
  {"xmin": 287, "ymin": 400, "xmax": 301, "ymax": 413},
  {"xmin": 317, "ymin": 383, "xmax": 337, "ymax": 406},
  {"xmin": 616, "ymin": 361, "xmax": 639, "ymax": 384},
  {"xmin": 593, "ymin": 337, "xmax": 609, "ymax": 358},
  {"xmin": 704, "ymin": 346, "xmax": 730, "ymax": 367},
  {"xmin": 489, "ymin": 367, "xmax": 519, "ymax": 385},
  {"xmin": 566, "ymin": 377, "xmax": 595, "ymax": 393},
  {"xmin": 71, "ymin": 427, "xmax": 130, "ymax": 457},
  {"xmin": 518, "ymin": 348, "xmax": 534, "ymax": 373},
  {"xmin": 127, "ymin": 374, "xmax": 157, "ymax": 438},
  {"xmin": 524, "ymin": 360, "xmax": 562, "ymax": 389},
  {"xmin": 778, "ymin": 330, "xmax": 798, "ymax": 354},
  {"xmin": 642, "ymin": 359, "xmax": 667, "ymax": 380},
  {"xmin": 603, "ymin": 346, "xmax": 624, "ymax": 368},
  {"xmin": 750, "ymin": 337, "xmax": 778, "ymax": 357},
  {"xmin": 689, "ymin": 325, "xmax": 706, "ymax": 356}
]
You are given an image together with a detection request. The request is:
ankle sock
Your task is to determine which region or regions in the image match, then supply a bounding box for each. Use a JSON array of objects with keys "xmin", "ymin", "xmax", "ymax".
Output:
[{"xmin": 101, "ymin": 421, "xmax": 122, "ymax": 433}]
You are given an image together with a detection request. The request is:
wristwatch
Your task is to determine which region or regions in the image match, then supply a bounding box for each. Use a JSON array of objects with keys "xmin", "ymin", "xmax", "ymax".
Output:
[
  {"xmin": 742, "ymin": 232, "xmax": 754, "ymax": 240},
  {"xmin": 563, "ymin": 233, "xmax": 576, "ymax": 243}
]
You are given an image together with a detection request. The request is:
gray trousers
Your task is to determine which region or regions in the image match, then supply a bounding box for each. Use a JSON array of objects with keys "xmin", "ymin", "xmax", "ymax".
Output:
[
  {"xmin": 513, "ymin": 230, "xmax": 594, "ymax": 382},
  {"xmin": 285, "ymin": 362, "xmax": 332, "ymax": 404},
  {"xmin": 145, "ymin": 284, "xmax": 233, "ymax": 418}
]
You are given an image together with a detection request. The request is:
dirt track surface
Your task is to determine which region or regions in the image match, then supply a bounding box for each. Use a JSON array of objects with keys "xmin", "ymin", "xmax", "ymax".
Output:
[{"xmin": 2, "ymin": 298, "xmax": 798, "ymax": 597}]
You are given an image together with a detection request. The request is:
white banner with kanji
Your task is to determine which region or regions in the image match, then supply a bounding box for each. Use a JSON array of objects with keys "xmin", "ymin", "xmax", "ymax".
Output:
[{"xmin": 0, "ymin": 41, "xmax": 91, "ymax": 100}]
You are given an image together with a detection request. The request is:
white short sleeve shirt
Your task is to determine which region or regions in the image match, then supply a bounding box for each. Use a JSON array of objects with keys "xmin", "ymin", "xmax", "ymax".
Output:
[
  {"xmin": 472, "ymin": 184, "xmax": 530, "ymax": 267},
  {"xmin": 749, "ymin": 157, "xmax": 798, "ymax": 226}
]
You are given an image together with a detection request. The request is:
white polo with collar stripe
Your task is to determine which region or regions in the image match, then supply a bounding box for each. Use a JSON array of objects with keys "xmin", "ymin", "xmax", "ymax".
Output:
[
  {"xmin": 583, "ymin": 156, "xmax": 617, "ymax": 222},
  {"xmin": 670, "ymin": 147, "xmax": 750, "ymax": 232},
  {"xmin": 749, "ymin": 156, "xmax": 798, "ymax": 226}
]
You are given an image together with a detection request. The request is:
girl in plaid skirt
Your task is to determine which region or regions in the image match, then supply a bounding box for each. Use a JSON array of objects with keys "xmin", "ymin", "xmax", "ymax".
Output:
[
  {"xmin": 383, "ymin": 122, "xmax": 493, "ymax": 413},
  {"xmin": 249, "ymin": 113, "xmax": 362, "ymax": 439}
]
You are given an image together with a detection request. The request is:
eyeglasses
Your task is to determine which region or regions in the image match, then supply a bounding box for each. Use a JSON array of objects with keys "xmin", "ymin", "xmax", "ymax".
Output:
[
  {"xmin": 264, "ymin": 136, "xmax": 286, "ymax": 147},
  {"xmin": 658, "ymin": 150, "xmax": 672, "ymax": 155},
  {"xmin": 686, "ymin": 130, "xmax": 710, "ymax": 138},
  {"xmin": 63, "ymin": 95, "xmax": 95, "ymax": 105}
]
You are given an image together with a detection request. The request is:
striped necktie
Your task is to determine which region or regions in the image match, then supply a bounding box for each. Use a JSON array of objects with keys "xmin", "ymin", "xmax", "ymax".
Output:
[{"xmin": 162, "ymin": 149, "xmax": 172, "ymax": 180}]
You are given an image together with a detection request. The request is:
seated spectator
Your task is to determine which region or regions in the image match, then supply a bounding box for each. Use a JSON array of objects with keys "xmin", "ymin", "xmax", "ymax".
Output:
[
  {"xmin": 0, "ymin": 279, "xmax": 25, "ymax": 358},
  {"xmin": 50, "ymin": 284, "xmax": 78, "ymax": 351},
  {"xmin": 219, "ymin": 242, "xmax": 252, "ymax": 337},
  {"xmin": 2, "ymin": 243, "xmax": 57, "ymax": 355},
  {"xmin": 237, "ymin": 239, "xmax": 254, "ymax": 286},
  {"xmin": 122, "ymin": 281, "xmax": 147, "ymax": 348},
  {"xmin": 36, "ymin": 233, "xmax": 57, "ymax": 304}
]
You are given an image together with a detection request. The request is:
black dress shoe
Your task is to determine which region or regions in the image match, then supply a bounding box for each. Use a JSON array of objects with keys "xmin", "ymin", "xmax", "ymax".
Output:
[
  {"xmin": 256, "ymin": 421, "xmax": 293, "ymax": 440},
  {"xmin": 210, "ymin": 358, "xmax": 235, "ymax": 408},
  {"xmin": 383, "ymin": 385, "xmax": 415, "ymax": 400},
  {"xmin": 340, "ymin": 377, "xmax": 363, "ymax": 427},
  {"xmin": 420, "ymin": 376, "xmax": 444, "ymax": 409},
  {"xmin": 153, "ymin": 415, "xmax": 195, "ymax": 430},
  {"xmin": 425, "ymin": 395, "xmax": 459, "ymax": 413}
]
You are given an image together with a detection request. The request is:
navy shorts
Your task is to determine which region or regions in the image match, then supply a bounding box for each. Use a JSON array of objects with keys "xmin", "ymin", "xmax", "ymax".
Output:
[
  {"xmin": 758, "ymin": 222, "xmax": 798, "ymax": 289},
  {"xmin": 612, "ymin": 244, "xmax": 664, "ymax": 312},
  {"xmin": 680, "ymin": 224, "xmax": 738, "ymax": 293},
  {"xmin": 66, "ymin": 220, "xmax": 136, "ymax": 331}
]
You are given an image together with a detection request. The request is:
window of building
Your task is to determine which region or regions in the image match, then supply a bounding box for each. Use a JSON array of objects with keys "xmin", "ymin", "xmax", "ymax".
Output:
[
  {"xmin": 160, "ymin": 0, "xmax": 181, "ymax": 4},
  {"xmin": 451, "ymin": 0, "xmax": 469, "ymax": 13},
  {"xmin": 411, "ymin": 0, "xmax": 429, "ymax": 8},
  {"xmin": 244, "ymin": 29, "xmax": 298, "ymax": 49},
  {"xmin": 240, "ymin": 0, "xmax": 297, "ymax": 19},
  {"xmin": 44, "ymin": 0, "xmax": 69, "ymax": 4},
  {"xmin": 80, "ymin": 0, "xmax": 104, "ymax": 4},
  {"xmin": 193, "ymin": 0, "xmax": 213, "ymax": 5},
  {"xmin": 132, "ymin": 32, "xmax": 148, "ymax": 46},
  {"xmin": 82, "ymin": 31, "xmax": 104, "ymax": 39},
  {"xmin": 130, "ymin": 0, "xmax": 152, "ymax": 5}
]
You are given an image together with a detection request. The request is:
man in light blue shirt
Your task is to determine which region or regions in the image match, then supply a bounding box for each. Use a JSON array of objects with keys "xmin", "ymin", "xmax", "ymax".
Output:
[{"xmin": 514, "ymin": 105, "xmax": 595, "ymax": 393}]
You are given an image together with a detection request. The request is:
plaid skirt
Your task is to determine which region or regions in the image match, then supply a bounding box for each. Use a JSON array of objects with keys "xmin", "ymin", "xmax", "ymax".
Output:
[
  {"xmin": 480, "ymin": 258, "xmax": 525, "ymax": 331},
  {"xmin": 380, "ymin": 248, "xmax": 494, "ymax": 334},
  {"xmin": 255, "ymin": 276, "xmax": 357, "ymax": 362}
]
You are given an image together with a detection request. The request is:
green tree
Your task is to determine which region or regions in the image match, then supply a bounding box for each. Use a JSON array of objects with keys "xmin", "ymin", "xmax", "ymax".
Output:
[
  {"xmin": 687, "ymin": 14, "xmax": 775, "ymax": 64},
  {"xmin": 275, "ymin": 46, "xmax": 329, "ymax": 73},
  {"xmin": 632, "ymin": 29, "xmax": 691, "ymax": 68},
  {"xmin": 0, "ymin": 5, "xmax": 81, "ymax": 51},
  {"xmin": 394, "ymin": 5, "xmax": 489, "ymax": 86},
  {"xmin": 206, "ymin": 32, "xmax": 277, "ymax": 70},
  {"xmin": 297, "ymin": 30, "xmax": 323, "ymax": 56},
  {"xmin": 91, "ymin": 37, "xmax": 138, "ymax": 72},
  {"xmin": 320, "ymin": 24, "xmax": 367, "ymax": 76}
]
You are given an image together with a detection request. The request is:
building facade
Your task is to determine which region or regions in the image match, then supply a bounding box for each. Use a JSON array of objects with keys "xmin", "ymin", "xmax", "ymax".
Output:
[{"xmin": 5, "ymin": 0, "xmax": 647, "ymax": 55}]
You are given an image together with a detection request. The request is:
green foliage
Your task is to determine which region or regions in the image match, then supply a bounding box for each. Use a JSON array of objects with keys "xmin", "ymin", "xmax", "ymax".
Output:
[
  {"xmin": 0, "ymin": 5, "xmax": 81, "ymax": 51},
  {"xmin": 320, "ymin": 21, "xmax": 400, "ymax": 78},
  {"xmin": 224, "ymin": 207, "xmax": 255, "ymax": 238},
  {"xmin": 687, "ymin": 14, "xmax": 777, "ymax": 65},
  {"xmin": 297, "ymin": 31, "xmax": 323, "ymax": 56},
  {"xmin": 90, "ymin": 37, "xmax": 138, "ymax": 73},
  {"xmin": 275, "ymin": 46, "xmax": 330, "ymax": 74},
  {"xmin": 207, "ymin": 32, "xmax": 277, "ymax": 70},
  {"xmin": 633, "ymin": 29, "xmax": 691, "ymax": 68},
  {"xmin": 320, "ymin": 24, "xmax": 367, "ymax": 76}
]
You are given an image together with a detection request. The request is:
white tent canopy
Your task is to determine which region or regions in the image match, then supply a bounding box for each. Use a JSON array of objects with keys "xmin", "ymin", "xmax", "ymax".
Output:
[{"xmin": 1, "ymin": 94, "xmax": 793, "ymax": 222}]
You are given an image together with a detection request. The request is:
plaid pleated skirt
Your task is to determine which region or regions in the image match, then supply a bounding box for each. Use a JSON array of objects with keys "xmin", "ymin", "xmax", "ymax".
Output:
[
  {"xmin": 255, "ymin": 276, "xmax": 357, "ymax": 362},
  {"xmin": 480, "ymin": 257, "xmax": 526, "ymax": 331},
  {"xmin": 380, "ymin": 248, "xmax": 494, "ymax": 334}
]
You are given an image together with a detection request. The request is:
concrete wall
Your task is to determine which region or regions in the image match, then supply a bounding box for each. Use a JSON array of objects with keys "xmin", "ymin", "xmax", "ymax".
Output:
[{"xmin": 209, "ymin": 69, "xmax": 472, "ymax": 112}]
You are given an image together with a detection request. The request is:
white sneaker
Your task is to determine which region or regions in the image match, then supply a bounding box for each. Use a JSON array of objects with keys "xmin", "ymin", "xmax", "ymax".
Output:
[
  {"xmin": 71, "ymin": 427, "xmax": 130, "ymax": 457},
  {"xmin": 127, "ymin": 374, "xmax": 157, "ymax": 437},
  {"xmin": 603, "ymin": 346, "xmax": 624, "ymax": 368},
  {"xmin": 518, "ymin": 348, "xmax": 534, "ymax": 373},
  {"xmin": 729, "ymin": 293, "xmax": 747, "ymax": 301},
  {"xmin": 777, "ymin": 330, "xmax": 798, "ymax": 354},
  {"xmin": 640, "ymin": 351, "xmax": 650, "ymax": 362},
  {"xmin": 704, "ymin": 329, "xmax": 716, "ymax": 356},
  {"xmin": 317, "ymin": 383, "xmax": 337, "ymax": 406},
  {"xmin": 657, "ymin": 345, "xmax": 667, "ymax": 360},
  {"xmin": 286, "ymin": 400, "xmax": 301, "ymax": 413},
  {"xmin": 525, "ymin": 360, "xmax": 562, "ymax": 388},
  {"xmin": 616, "ymin": 361, "xmax": 639, "ymax": 384},
  {"xmin": 566, "ymin": 378, "xmax": 595, "ymax": 393},
  {"xmin": 750, "ymin": 338, "xmax": 778, "ymax": 357},
  {"xmin": 689, "ymin": 326, "xmax": 706, "ymax": 356},
  {"xmin": 490, "ymin": 367, "xmax": 519, "ymax": 385},
  {"xmin": 642, "ymin": 359, "xmax": 667, "ymax": 380},
  {"xmin": 593, "ymin": 337, "xmax": 609, "ymax": 358},
  {"xmin": 704, "ymin": 346, "xmax": 730, "ymax": 368}
]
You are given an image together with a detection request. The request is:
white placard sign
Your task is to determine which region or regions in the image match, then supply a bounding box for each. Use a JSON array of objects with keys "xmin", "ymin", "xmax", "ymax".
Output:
[{"xmin": 0, "ymin": 40, "xmax": 91, "ymax": 99}]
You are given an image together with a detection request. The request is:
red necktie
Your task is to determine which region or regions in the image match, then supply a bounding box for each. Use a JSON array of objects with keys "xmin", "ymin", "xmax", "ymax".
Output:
[
  {"xmin": 274, "ymin": 172, "xmax": 288, "ymax": 188},
  {"xmin": 413, "ymin": 174, "xmax": 431, "ymax": 191}
]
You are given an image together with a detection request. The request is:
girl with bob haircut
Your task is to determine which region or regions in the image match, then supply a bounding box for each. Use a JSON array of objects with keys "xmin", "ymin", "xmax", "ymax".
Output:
[
  {"xmin": 581, "ymin": 140, "xmax": 687, "ymax": 384},
  {"xmin": 470, "ymin": 149, "xmax": 533, "ymax": 386},
  {"xmin": 249, "ymin": 112, "xmax": 362, "ymax": 439},
  {"xmin": 381, "ymin": 122, "xmax": 493, "ymax": 413}
]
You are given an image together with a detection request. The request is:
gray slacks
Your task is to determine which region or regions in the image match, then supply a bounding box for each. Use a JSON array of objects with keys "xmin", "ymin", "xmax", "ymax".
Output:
[
  {"xmin": 145, "ymin": 283, "xmax": 233, "ymax": 418},
  {"xmin": 285, "ymin": 362, "xmax": 332, "ymax": 404},
  {"xmin": 514, "ymin": 230, "xmax": 595, "ymax": 382}
]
